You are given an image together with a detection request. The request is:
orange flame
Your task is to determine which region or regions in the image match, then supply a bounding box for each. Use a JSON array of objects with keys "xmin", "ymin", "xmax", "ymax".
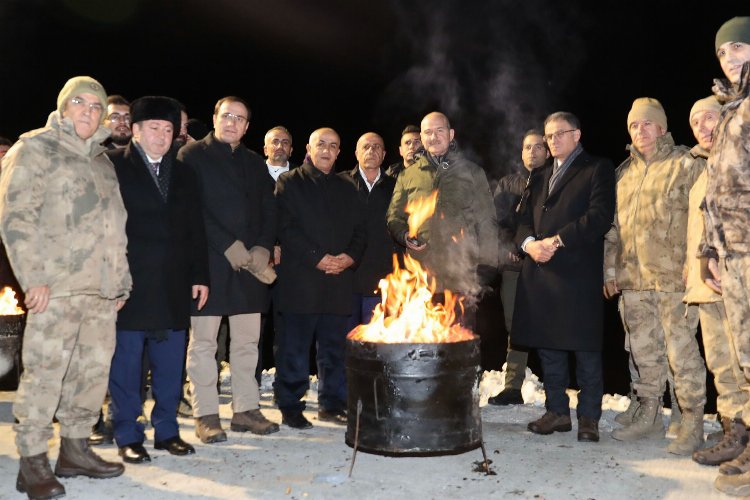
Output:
[
  {"xmin": 0, "ymin": 286, "xmax": 24, "ymax": 315},
  {"xmin": 405, "ymin": 191, "xmax": 438, "ymax": 239},
  {"xmin": 347, "ymin": 254, "xmax": 474, "ymax": 343}
]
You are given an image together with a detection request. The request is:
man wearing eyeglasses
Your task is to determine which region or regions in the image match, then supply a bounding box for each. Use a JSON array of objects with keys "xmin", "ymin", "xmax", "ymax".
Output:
[
  {"xmin": 513, "ymin": 112, "xmax": 615, "ymax": 443},
  {"xmin": 178, "ymin": 96, "xmax": 279, "ymax": 443},
  {"xmin": 605, "ymin": 98, "xmax": 705, "ymax": 454},
  {"xmin": 488, "ymin": 129, "xmax": 549, "ymax": 407},
  {"xmin": 103, "ymin": 95, "xmax": 132, "ymax": 150},
  {"xmin": 0, "ymin": 76, "xmax": 132, "ymax": 498}
]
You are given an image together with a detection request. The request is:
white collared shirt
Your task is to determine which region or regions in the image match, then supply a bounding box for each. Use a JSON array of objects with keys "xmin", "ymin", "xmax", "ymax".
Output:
[
  {"xmin": 358, "ymin": 165, "xmax": 380, "ymax": 192},
  {"xmin": 267, "ymin": 161, "xmax": 290, "ymax": 182}
]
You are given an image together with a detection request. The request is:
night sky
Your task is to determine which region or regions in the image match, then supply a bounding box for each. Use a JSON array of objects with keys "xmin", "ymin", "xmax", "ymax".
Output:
[
  {"xmin": 0, "ymin": 0, "xmax": 745, "ymax": 182},
  {"xmin": 0, "ymin": 0, "xmax": 746, "ymax": 400}
]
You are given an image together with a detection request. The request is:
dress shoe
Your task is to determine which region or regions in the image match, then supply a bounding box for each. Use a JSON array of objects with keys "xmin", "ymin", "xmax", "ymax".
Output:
[
  {"xmin": 17, "ymin": 453, "xmax": 66, "ymax": 500},
  {"xmin": 527, "ymin": 411, "xmax": 572, "ymax": 435},
  {"xmin": 577, "ymin": 416, "xmax": 600, "ymax": 442},
  {"xmin": 195, "ymin": 414, "xmax": 227, "ymax": 444},
  {"xmin": 54, "ymin": 437, "xmax": 125, "ymax": 479},
  {"xmin": 89, "ymin": 415, "xmax": 114, "ymax": 446},
  {"xmin": 118, "ymin": 443, "xmax": 151, "ymax": 464},
  {"xmin": 488, "ymin": 388, "xmax": 524, "ymax": 406},
  {"xmin": 231, "ymin": 409, "xmax": 280, "ymax": 435},
  {"xmin": 318, "ymin": 408, "xmax": 348, "ymax": 425},
  {"xmin": 282, "ymin": 411, "xmax": 313, "ymax": 429},
  {"xmin": 155, "ymin": 436, "xmax": 195, "ymax": 456}
]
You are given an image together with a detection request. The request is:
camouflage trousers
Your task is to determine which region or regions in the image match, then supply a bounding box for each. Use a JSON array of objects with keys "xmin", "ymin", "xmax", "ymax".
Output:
[
  {"xmin": 621, "ymin": 290, "xmax": 706, "ymax": 409},
  {"xmin": 698, "ymin": 301, "xmax": 748, "ymax": 419},
  {"xmin": 719, "ymin": 255, "xmax": 750, "ymax": 425},
  {"xmin": 14, "ymin": 295, "xmax": 117, "ymax": 456}
]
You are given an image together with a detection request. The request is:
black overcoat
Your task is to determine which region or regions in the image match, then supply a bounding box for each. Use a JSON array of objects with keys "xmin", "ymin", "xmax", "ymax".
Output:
[
  {"xmin": 276, "ymin": 163, "xmax": 366, "ymax": 315},
  {"xmin": 177, "ymin": 133, "xmax": 277, "ymax": 315},
  {"xmin": 341, "ymin": 166, "xmax": 399, "ymax": 295},
  {"xmin": 108, "ymin": 143, "xmax": 209, "ymax": 330},
  {"xmin": 511, "ymin": 150, "xmax": 615, "ymax": 351}
]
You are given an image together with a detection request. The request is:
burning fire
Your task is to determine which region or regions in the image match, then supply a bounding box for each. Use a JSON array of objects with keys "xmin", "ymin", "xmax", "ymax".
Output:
[
  {"xmin": 348, "ymin": 255, "xmax": 473, "ymax": 343},
  {"xmin": 405, "ymin": 190, "xmax": 438, "ymax": 239},
  {"xmin": 349, "ymin": 191, "xmax": 473, "ymax": 343},
  {"xmin": 0, "ymin": 286, "xmax": 24, "ymax": 315}
]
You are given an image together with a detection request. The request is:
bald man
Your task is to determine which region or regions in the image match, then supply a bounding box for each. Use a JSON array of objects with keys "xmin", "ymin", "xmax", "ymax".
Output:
[
  {"xmin": 342, "ymin": 132, "xmax": 399, "ymax": 331},
  {"xmin": 387, "ymin": 112, "xmax": 498, "ymax": 328},
  {"xmin": 274, "ymin": 128, "xmax": 366, "ymax": 429}
]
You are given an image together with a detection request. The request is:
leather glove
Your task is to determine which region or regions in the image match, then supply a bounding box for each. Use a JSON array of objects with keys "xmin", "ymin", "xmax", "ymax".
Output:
[
  {"xmin": 244, "ymin": 263, "xmax": 277, "ymax": 284},
  {"xmin": 224, "ymin": 240, "xmax": 251, "ymax": 271},
  {"xmin": 245, "ymin": 246, "xmax": 271, "ymax": 273}
]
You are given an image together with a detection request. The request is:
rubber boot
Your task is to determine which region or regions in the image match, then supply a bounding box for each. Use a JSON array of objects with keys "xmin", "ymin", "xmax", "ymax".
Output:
[
  {"xmin": 612, "ymin": 397, "xmax": 664, "ymax": 441},
  {"xmin": 16, "ymin": 453, "xmax": 66, "ymax": 499},
  {"xmin": 667, "ymin": 408, "xmax": 704, "ymax": 455},
  {"xmin": 694, "ymin": 418, "xmax": 748, "ymax": 466}
]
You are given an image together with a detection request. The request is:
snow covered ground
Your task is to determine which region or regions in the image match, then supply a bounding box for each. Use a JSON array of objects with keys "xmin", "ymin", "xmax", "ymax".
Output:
[{"xmin": 0, "ymin": 367, "xmax": 729, "ymax": 499}]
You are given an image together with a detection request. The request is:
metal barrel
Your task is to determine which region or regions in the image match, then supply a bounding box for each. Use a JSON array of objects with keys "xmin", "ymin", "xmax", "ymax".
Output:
[{"xmin": 345, "ymin": 337, "xmax": 481, "ymax": 456}]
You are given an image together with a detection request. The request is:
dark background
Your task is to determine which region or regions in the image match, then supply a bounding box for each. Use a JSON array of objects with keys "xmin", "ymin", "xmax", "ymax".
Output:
[{"xmin": 1, "ymin": 0, "xmax": 744, "ymax": 407}]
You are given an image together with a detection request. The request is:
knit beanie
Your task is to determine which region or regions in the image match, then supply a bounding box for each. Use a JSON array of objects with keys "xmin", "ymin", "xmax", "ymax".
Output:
[
  {"xmin": 715, "ymin": 17, "xmax": 750, "ymax": 53},
  {"xmin": 689, "ymin": 96, "xmax": 722, "ymax": 121},
  {"xmin": 627, "ymin": 97, "xmax": 668, "ymax": 131},
  {"xmin": 130, "ymin": 96, "xmax": 182, "ymax": 138},
  {"xmin": 56, "ymin": 76, "xmax": 107, "ymax": 117}
]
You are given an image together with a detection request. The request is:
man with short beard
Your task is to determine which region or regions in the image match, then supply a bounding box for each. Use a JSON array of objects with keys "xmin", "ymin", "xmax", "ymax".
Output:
[
  {"xmin": 385, "ymin": 124, "xmax": 421, "ymax": 178},
  {"xmin": 103, "ymin": 95, "xmax": 132, "ymax": 150}
]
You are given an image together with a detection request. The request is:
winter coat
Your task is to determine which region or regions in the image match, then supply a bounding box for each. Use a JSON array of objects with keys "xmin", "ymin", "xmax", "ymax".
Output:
[
  {"xmin": 178, "ymin": 133, "xmax": 277, "ymax": 315},
  {"xmin": 683, "ymin": 149, "xmax": 721, "ymax": 305},
  {"xmin": 109, "ymin": 143, "xmax": 209, "ymax": 330},
  {"xmin": 512, "ymin": 150, "xmax": 615, "ymax": 351},
  {"xmin": 276, "ymin": 163, "xmax": 366, "ymax": 315},
  {"xmin": 0, "ymin": 111, "xmax": 131, "ymax": 299},
  {"xmin": 703, "ymin": 62, "xmax": 750, "ymax": 258},
  {"xmin": 341, "ymin": 166, "xmax": 399, "ymax": 295},
  {"xmin": 386, "ymin": 147, "xmax": 498, "ymax": 294},
  {"xmin": 603, "ymin": 133, "xmax": 703, "ymax": 292},
  {"xmin": 494, "ymin": 168, "xmax": 530, "ymax": 272}
]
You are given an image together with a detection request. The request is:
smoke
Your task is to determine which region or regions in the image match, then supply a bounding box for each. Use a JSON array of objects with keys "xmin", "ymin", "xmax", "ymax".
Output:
[{"xmin": 377, "ymin": 0, "xmax": 592, "ymax": 181}]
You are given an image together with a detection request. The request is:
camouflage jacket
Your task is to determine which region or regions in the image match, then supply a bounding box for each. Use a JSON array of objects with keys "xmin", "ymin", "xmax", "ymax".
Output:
[
  {"xmin": 0, "ymin": 111, "xmax": 131, "ymax": 299},
  {"xmin": 703, "ymin": 62, "xmax": 750, "ymax": 258},
  {"xmin": 604, "ymin": 133, "xmax": 702, "ymax": 292},
  {"xmin": 386, "ymin": 145, "xmax": 498, "ymax": 294},
  {"xmin": 684, "ymin": 149, "xmax": 721, "ymax": 304}
]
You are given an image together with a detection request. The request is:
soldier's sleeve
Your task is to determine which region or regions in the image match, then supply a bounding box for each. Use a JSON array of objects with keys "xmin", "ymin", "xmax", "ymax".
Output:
[
  {"xmin": 386, "ymin": 172, "xmax": 409, "ymax": 246},
  {"xmin": 0, "ymin": 141, "xmax": 47, "ymax": 291}
]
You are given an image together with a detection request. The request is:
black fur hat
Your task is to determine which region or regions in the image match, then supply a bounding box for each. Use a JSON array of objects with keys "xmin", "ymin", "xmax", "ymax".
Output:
[{"xmin": 130, "ymin": 96, "xmax": 181, "ymax": 139}]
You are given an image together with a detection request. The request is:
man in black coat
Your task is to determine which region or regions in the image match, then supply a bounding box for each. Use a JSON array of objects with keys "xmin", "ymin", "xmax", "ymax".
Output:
[
  {"xmin": 512, "ymin": 111, "xmax": 615, "ymax": 442},
  {"xmin": 342, "ymin": 132, "xmax": 399, "ymax": 330},
  {"xmin": 178, "ymin": 96, "xmax": 279, "ymax": 443},
  {"xmin": 488, "ymin": 128, "xmax": 549, "ymax": 407},
  {"xmin": 274, "ymin": 127, "xmax": 366, "ymax": 429},
  {"xmin": 107, "ymin": 96, "xmax": 210, "ymax": 463}
]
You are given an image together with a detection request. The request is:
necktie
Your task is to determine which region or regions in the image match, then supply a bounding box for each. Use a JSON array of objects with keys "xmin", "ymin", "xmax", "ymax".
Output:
[
  {"xmin": 150, "ymin": 161, "xmax": 169, "ymax": 200},
  {"xmin": 150, "ymin": 161, "xmax": 160, "ymax": 176}
]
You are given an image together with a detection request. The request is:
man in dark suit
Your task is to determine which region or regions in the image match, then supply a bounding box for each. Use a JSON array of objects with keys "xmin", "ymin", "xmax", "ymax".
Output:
[
  {"xmin": 274, "ymin": 127, "xmax": 366, "ymax": 429},
  {"xmin": 342, "ymin": 132, "xmax": 399, "ymax": 330},
  {"xmin": 107, "ymin": 96, "xmax": 210, "ymax": 463},
  {"xmin": 178, "ymin": 96, "xmax": 279, "ymax": 443},
  {"xmin": 512, "ymin": 111, "xmax": 615, "ymax": 442}
]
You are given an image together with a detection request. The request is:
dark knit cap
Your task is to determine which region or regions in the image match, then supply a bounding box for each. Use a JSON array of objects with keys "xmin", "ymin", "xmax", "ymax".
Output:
[
  {"xmin": 715, "ymin": 17, "xmax": 750, "ymax": 53},
  {"xmin": 130, "ymin": 96, "xmax": 181, "ymax": 138}
]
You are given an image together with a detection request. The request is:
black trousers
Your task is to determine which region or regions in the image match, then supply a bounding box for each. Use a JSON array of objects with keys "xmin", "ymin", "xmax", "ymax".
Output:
[{"xmin": 537, "ymin": 348, "xmax": 603, "ymax": 421}]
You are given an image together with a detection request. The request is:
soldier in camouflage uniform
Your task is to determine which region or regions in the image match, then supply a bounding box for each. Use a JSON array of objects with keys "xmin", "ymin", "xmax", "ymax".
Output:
[
  {"xmin": 604, "ymin": 98, "xmax": 705, "ymax": 454},
  {"xmin": 683, "ymin": 96, "xmax": 749, "ymax": 469},
  {"xmin": 700, "ymin": 17, "xmax": 750, "ymax": 498},
  {"xmin": 0, "ymin": 76, "xmax": 132, "ymax": 499}
]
